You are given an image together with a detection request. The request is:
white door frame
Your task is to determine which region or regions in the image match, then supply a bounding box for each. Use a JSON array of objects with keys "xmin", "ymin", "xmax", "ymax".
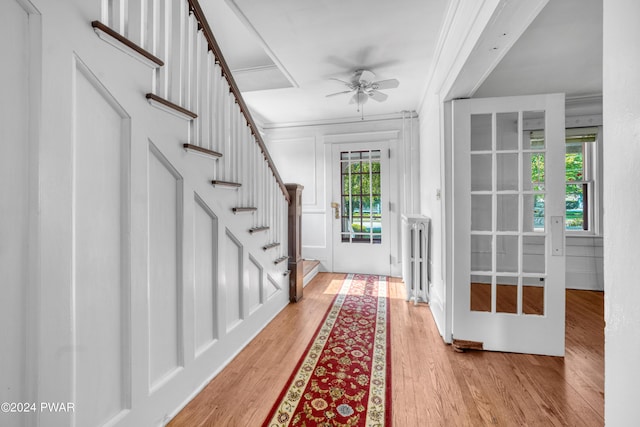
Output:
[
  {"xmin": 323, "ymin": 132, "xmax": 400, "ymax": 276},
  {"xmin": 330, "ymin": 141, "xmax": 391, "ymax": 275}
]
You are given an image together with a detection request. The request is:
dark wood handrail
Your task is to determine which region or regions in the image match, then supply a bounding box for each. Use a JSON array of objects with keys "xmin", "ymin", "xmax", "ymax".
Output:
[{"xmin": 187, "ymin": 0, "xmax": 290, "ymax": 204}]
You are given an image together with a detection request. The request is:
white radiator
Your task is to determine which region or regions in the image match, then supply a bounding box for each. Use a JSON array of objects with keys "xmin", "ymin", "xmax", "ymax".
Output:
[{"xmin": 401, "ymin": 214, "xmax": 430, "ymax": 305}]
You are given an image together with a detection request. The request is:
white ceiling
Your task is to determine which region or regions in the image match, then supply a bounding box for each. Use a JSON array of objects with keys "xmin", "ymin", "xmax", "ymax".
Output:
[
  {"xmin": 203, "ymin": 0, "xmax": 449, "ymax": 125},
  {"xmin": 203, "ymin": 0, "xmax": 603, "ymax": 126},
  {"xmin": 475, "ymin": 0, "xmax": 602, "ymax": 98}
]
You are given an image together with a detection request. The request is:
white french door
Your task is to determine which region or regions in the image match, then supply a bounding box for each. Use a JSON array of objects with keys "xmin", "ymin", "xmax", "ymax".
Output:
[
  {"xmin": 452, "ymin": 94, "xmax": 566, "ymax": 356},
  {"xmin": 331, "ymin": 141, "xmax": 390, "ymax": 276}
]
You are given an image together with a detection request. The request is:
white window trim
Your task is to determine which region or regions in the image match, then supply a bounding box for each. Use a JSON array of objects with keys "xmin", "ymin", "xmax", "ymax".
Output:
[{"xmin": 564, "ymin": 124, "xmax": 602, "ymax": 236}]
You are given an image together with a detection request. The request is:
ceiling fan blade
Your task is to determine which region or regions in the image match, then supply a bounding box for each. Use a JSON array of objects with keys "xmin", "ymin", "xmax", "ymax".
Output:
[
  {"xmin": 369, "ymin": 90, "xmax": 388, "ymax": 102},
  {"xmin": 371, "ymin": 79, "xmax": 399, "ymax": 90},
  {"xmin": 358, "ymin": 70, "xmax": 376, "ymax": 85},
  {"xmin": 326, "ymin": 90, "xmax": 353, "ymax": 98},
  {"xmin": 329, "ymin": 77, "xmax": 354, "ymax": 87}
]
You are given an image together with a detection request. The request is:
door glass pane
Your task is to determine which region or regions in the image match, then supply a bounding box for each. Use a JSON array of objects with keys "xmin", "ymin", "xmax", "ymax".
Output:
[
  {"xmin": 524, "ymin": 152, "xmax": 545, "ymax": 191},
  {"xmin": 353, "ymin": 233, "xmax": 371, "ymax": 243},
  {"xmin": 340, "ymin": 150, "xmax": 381, "ymax": 244},
  {"xmin": 471, "ymin": 114, "xmax": 492, "ymax": 151},
  {"xmin": 497, "ymin": 194, "xmax": 518, "ymax": 231},
  {"xmin": 471, "ymin": 235, "xmax": 492, "ymax": 272},
  {"xmin": 496, "ymin": 235, "xmax": 518, "ymax": 273},
  {"xmin": 470, "ymin": 275, "xmax": 492, "ymax": 312},
  {"xmin": 523, "ymin": 235, "xmax": 545, "ymax": 273},
  {"xmin": 471, "ymin": 154, "xmax": 492, "ymax": 191},
  {"xmin": 471, "ymin": 195, "xmax": 492, "ymax": 231},
  {"xmin": 496, "ymin": 112, "xmax": 518, "ymax": 150},
  {"xmin": 524, "ymin": 194, "xmax": 545, "ymax": 232},
  {"xmin": 497, "ymin": 153, "xmax": 518, "ymax": 191},
  {"xmin": 523, "ymin": 111, "xmax": 545, "ymax": 149},
  {"xmin": 523, "ymin": 277, "xmax": 545, "ymax": 315},
  {"xmin": 496, "ymin": 276, "xmax": 518, "ymax": 314}
]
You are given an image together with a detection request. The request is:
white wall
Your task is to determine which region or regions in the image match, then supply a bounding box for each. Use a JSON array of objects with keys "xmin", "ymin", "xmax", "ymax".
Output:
[
  {"xmin": 603, "ymin": 0, "xmax": 640, "ymax": 423},
  {"xmin": 265, "ymin": 115, "xmax": 419, "ymax": 277},
  {"xmin": 418, "ymin": 94, "xmax": 448, "ymax": 336},
  {"xmin": 0, "ymin": 2, "xmax": 40, "ymax": 423}
]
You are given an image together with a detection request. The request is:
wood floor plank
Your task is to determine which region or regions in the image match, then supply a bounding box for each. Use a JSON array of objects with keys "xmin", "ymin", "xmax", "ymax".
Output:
[{"xmin": 168, "ymin": 274, "xmax": 604, "ymax": 426}]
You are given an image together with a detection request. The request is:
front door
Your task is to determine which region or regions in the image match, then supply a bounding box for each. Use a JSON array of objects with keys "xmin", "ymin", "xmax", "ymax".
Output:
[
  {"xmin": 452, "ymin": 94, "xmax": 566, "ymax": 356},
  {"xmin": 332, "ymin": 142, "xmax": 390, "ymax": 276}
]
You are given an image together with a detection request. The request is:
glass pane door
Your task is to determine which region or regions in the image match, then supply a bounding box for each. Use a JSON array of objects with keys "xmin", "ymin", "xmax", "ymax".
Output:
[
  {"xmin": 452, "ymin": 93, "xmax": 566, "ymax": 356},
  {"xmin": 332, "ymin": 142, "xmax": 390, "ymax": 276},
  {"xmin": 340, "ymin": 150, "xmax": 382, "ymax": 244}
]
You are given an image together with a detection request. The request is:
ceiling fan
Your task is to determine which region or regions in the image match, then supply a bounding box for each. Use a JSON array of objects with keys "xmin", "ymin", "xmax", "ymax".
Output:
[{"xmin": 326, "ymin": 69, "xmax": 400, "ymax": 112}]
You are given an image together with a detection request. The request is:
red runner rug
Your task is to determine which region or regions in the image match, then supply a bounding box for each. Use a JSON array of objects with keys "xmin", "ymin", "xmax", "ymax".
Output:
[{"xmin": 263, "ymin": 274, "xmax": 391, "ymax": 427}]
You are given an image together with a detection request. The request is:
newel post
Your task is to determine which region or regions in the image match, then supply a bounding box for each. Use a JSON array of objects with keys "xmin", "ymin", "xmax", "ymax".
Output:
[{"xmin": 286, "ymin": 183, "xmax": 304, "ymax": 302}]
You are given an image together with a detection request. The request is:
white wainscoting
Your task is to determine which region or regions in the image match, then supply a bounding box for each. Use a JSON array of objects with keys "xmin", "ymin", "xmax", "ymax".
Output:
[
  {"xmin": 193, "ymin": 193, "xmax": 218, "ymax": 358},
  {"xmin": 20, "ymin": 2, "xmax": 291, "ymax": 426},
  {"xmin": 73, "ymin": 56, "xmax": 131, "ymax": 426},
  {"xmin": 224, "ymin": 229, "xmax": 244, "ymax": 333},
  {"xmin": 0, "ymin": 2, "xmax": 40, "ymax": 424},
  {"xmin": 148, "ymin": 141, "xmax": 184, "ymax": 392}
]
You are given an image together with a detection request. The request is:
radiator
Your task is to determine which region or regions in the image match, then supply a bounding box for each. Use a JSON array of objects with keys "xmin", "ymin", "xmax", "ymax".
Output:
[{"xmin": 401, "ymin": 214, "xmax": 430, "ymax": 305}]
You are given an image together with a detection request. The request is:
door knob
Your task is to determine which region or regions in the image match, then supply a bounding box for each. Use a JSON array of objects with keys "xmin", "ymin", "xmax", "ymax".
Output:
[{"xmin": 331, "ymin": 202, "xmax": 340, "ymax": 219}]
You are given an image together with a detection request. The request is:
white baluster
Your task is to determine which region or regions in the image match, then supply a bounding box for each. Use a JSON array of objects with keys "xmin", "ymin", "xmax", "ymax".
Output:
[
  {"xmin": 223, "ymin": 92, "xmax": 232, "ymax": 181},
  {"xmin": 212, "ymin": 64, "xmax": 222, "ymax": 156},
  {"xmin": 205, "ymin": 52, "xmax": 213, "ymax": 151},
  {"xmin": 196, "ymin": 29, "xmax": 208, "ymax": 147},
  {"xmin": 245, "ymin": 126, "xmax": 251, "ymax": 206},
  {"xmin": 128, "ymin": 0, "xmax": 144, "ymax": 47}
]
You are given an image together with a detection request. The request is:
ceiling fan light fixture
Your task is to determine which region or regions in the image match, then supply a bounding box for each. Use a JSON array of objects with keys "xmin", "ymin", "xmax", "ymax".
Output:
[
  {"xmin": 354, "ymin": 90, "xmax": 369, "ymax": 105},
  {"xmin": 326, "ymin": 69, "xmax": 399, "ymax": 118}
]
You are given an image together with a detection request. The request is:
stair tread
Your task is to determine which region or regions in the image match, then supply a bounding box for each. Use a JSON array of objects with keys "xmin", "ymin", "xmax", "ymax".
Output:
[
  {"xmin": 183, "ymin": 143, "xmax": 222, "ymax": 158},
  {"xmin": 232, "ymin": 207, "xmax": 257, "ymax": 214},
  {"xmin": 91, "ymin": 21, "xmax": 164, "ymax": 68},
  {"xmin": 146, "ymin": 93, "xmax": 197, "ymax": 119},
  {"xmin": 212, "ymin": 180, "xmax": 242, "ymax": 188},
  {"xmin": 274, "ymin": 256, "xmax": 289, "ymax": 265}
]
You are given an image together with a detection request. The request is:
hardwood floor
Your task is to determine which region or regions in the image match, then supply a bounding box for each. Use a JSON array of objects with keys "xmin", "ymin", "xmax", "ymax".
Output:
[{"xmin": 168, "ymin": 273, "xmax": 604, "ymax": 426}]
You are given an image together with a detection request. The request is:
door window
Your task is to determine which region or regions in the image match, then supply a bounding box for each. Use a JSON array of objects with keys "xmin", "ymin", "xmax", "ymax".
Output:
[
  {"xmin": 340, "ymin": 150, "xmax": 382, "ymax": 244},
  {"xmin": 469, "ymin": 111, "xmax": 548, "ymax": 316}
]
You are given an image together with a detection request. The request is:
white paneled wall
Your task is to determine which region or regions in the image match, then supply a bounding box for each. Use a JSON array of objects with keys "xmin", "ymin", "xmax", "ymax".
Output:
[
  {"xmin": 266, "ymin": 117, "xmax": 420, "ymax": 277},
  {"xmin": 0, "ymin": 1, "xmax": 40, "ymax": 422},
  {"xmin": 148, "ymin": 141, "xmax": 184, "ymax": 391},
  {"xmin": 2, "ymin": 1, "xmax": 291, "ymax": 426},
  {"xmin": 73, "ymin": 59, "xmax": 131, "ymax": 426}
]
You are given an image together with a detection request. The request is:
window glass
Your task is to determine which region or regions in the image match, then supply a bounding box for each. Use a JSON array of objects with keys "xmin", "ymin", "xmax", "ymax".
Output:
[{"xmin": 527, "ymin": 127, "xmax": 597, "ymax": 231}]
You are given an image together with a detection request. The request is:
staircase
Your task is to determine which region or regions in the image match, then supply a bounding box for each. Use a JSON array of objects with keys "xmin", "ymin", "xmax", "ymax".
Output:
[
  {"xmin": 91, "ymin": 2, "xmax": 289, "ymax": 272},
  {"xmin": 32, "ymin": 1, "xmax": 291, "ymax": 426}
]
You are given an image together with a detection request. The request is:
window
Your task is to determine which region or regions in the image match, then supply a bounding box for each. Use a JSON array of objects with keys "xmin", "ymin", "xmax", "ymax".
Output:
[
  {"xmin": 340, "ymin": 150, "xmax": 382, "ymax": 243},
  {"xmin": 530, "ymin": 126, "xmax": 599, "ymax": 232}
]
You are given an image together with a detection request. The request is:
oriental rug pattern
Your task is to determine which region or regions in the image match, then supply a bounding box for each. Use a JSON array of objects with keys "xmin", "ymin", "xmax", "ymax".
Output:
[{"xmin": 263, "ymin": 274, "xmax": 391, "ymax": 427}]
